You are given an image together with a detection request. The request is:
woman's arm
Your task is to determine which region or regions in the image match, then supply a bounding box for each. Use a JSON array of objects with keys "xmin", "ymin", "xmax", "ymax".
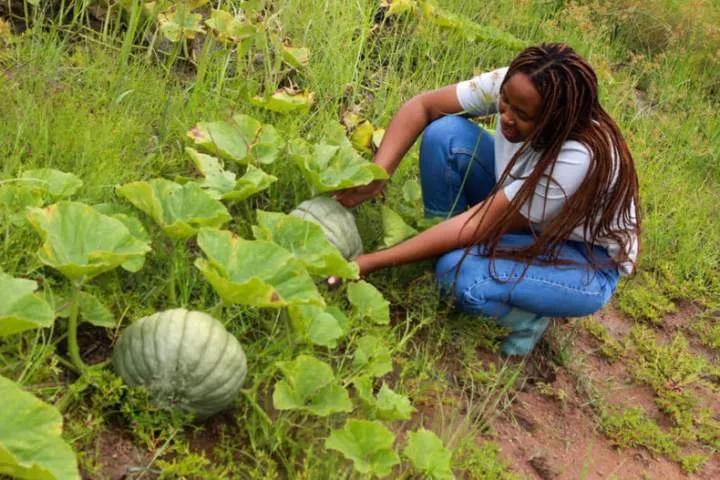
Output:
[
  {"xmin": 356, "ymin": 190, "xmax": 530, "ymax": 275},
  {"xmin": 334, "ymin": 85, "xmax": 463, "ymax": 208}
]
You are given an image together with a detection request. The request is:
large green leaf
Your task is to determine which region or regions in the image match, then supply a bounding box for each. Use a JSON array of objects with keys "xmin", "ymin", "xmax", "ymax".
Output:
[
  {"xmin": 287, "ymin": 304, "xmax": 348, "ymax": 348},
  {"xmin": 186, "ymin": 149, "xmax": 277, "ymax": 201},
  {"xmin": 0, "ymin": 375, "xmax": 80, "ymax": 480},
  {"xmin": 0, "ymin": 183, "xmax": 45, "ymax": 226},
  {"xmin": 347, "ymin": 280, "xmax": 390, "ymax": 325},
  {"xmin": 289, "ymin": 138, "xmax": 389, "ymax": 193},
  {"xmin": 78, "ymin": 292, "xmax": 115, "ymax": 328},
  {"xmin": 382, "ymin": 205, "xmax": 417, "ymax": 247},
  {"xmin": 272, "ymin": 355, "xmax": 352, "ymax": 416},
  {"xmin": 353, "ymin": 335, "xmax": 393, "ymax": 378},
  {"xmin": 187, "ymin": 114, "xmax": 284, "ymax": 165},
  {"xmin": 20, "ymin": 169, "xmax": 82, "ymax": 199},
  {"xmin": 26, "ymin": 202, "xmax": 151, "ymax": 282},
  {"xmin": 252, "ymin": 210, "xmax": 359, "ymax": 279},
  {"xmin": 116, "ymin": 179, "xmax": 230, "ymax": 239},
  {"xmin": 92, "ymin": 204, "xmax": 150, "ymax": 272},
  {"xmin": 195, "ymin": 228, "xmax": 324, "ymax": 307},
  {"xmin": 325, "ymin": 419, "xmax": 400, "ymax": 477},
  {"xmin": 0, "ymin": 272, "xmax": 54, "ymax": 337},
  {"xmin": 403, "ymin": 429, "xmax": 453, "ymax": 480}
]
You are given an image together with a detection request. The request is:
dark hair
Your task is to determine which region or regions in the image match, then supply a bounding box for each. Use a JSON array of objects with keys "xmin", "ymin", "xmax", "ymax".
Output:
[{"xmin": 466, "ymin": 43, "xmax": 641, "ymax": 274}]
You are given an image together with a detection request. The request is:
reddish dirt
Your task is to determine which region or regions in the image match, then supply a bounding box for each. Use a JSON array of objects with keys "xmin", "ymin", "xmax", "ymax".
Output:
[
  {"xmin": 486, "ymin": 302, "xmax": 720, "ymax": 480},
  {"xmin": 88, "ymin": 429, "xmax": 152, "ymax": 480}
]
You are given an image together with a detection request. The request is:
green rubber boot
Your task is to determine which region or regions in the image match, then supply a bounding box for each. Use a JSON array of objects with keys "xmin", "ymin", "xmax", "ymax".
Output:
[{"xmin": 496, "ymin": 307, "xmax": 550, "ymax": 356}]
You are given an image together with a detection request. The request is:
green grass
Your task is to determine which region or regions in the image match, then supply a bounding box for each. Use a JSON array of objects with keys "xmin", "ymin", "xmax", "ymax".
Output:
[{"xmin": 1, "ymin": 0, "xmax": 720, "ymax": 478}]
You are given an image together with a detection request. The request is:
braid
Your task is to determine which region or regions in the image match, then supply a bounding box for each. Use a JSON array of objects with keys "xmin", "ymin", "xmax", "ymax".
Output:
[{"xmin": 463, "ymin": 43, "xmax": 641, "ymax": 277}]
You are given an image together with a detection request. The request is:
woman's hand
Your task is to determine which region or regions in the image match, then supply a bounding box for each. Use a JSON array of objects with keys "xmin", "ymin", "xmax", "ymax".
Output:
[{"xmin": 332, "ymin": 179, "xmax": 388, "ymax": 208}]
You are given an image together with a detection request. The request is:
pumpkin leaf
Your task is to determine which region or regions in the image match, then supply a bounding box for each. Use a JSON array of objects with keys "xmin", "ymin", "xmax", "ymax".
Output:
[
  {"xmin": 288, "ymin": 304, "xmax": 348, "ymax": 348},
  {"xmin": 78, "ymin": 292, "xmax": 114, "ymax": 327},
  {"xmin": 325, "ymin": 419, "xmax": 400, "ymax": 477},
  {"xmin": 249, "ymin": 88, "xmax": 314, "ymax": 114},
  {"xmin": 402, "ymin": 178, "xmax": 422, "ymax": 204},
  {"xmin": 26, "ymin": 202, "xmax": 151, "ymax": 282},
  {"xmin": 0, "ymin": 272, "xmax": 54, "ymax": 337},
  {"xmin": 347, "ymin": 280, "xmax": 390, "ymax": 325},
  {"xmin": 186, "ymin": 148, "xmax": 237, "ymax": 199},
  {"xmin": 158, "ymin": 4, "xmax": 205, "ymax": 42},
  {"xmin": 195, "ymin": 228, "xmax": 324, "ymax": 308},
  {"xmin": 92, "ymin": 204, "xmax": 150, "ymax": 272},
  {"xmin": 281, "ymin": 44, "xmax": 310, "ymax": 68},
  {"xmin": 0, "ymin": 184, "xmax": 45, "ymax": 226},
  {"xmin": 116, "ymin": 179, "xmax": 231, "ymax": 239},
  {"xmin": 223, "ymin": 165, "xmax": 277, "ymax": 201},
  {"xmin": 204, "ymin": 9, "xmax": 256, "ymax": 44},
  {"xmin": 20, "ymin": 169, "xmax": 83, "ymax": 199},
  {"xmin": 372, "ymin": 128, "xmax": 385, "ymax": 150},
  {"xmin": 353, "ymin": 335, "xmax": 393, "ymax": 378},
  {"xmin": 289, "ymin": 138, "xmax": 389, "ymax": 194},
  {"xmin": 0, "ymin": 374, "xmax": 81, "ymax": 480},
  {"xmin": 187, "ymin": 114, "xmax": 283, "ymax": 165},
  {"xmin": 252, "ymin": 210, "xmax": 359, "ymax": 279},
  {"xmin": 353, "ymin": 378, "xmax": 414, "ymax": 420},
  {"xmin": 382, "ymin": 205, "xmax": 417, "ymax": 247},
  {"xmin": 381, "ymin": 0, "xmax": 418, "ymax": 16},
  {"xmin": 403, "ymin": 429, "xmax": 453, "ymax": 480},
  {"xmin": 272, "ymin": 354, "xmax": 352, "ymax": 416}
]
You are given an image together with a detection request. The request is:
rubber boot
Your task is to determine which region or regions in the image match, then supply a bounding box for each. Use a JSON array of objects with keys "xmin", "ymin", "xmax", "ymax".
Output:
[{"xmin": 495, "ymin": 307, "xmax": 550, "ymax": 356}]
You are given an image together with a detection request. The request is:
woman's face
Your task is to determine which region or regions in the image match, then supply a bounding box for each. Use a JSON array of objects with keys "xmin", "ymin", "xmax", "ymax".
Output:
[{"xmin": 498, "ymin": 72, "xmax": 542, "ymax": 143}]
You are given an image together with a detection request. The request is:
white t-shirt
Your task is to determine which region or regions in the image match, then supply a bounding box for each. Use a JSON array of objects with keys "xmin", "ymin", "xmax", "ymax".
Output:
[{"xmin": 456, "ymin": 67, "xmax": 638, "ymax": 276}]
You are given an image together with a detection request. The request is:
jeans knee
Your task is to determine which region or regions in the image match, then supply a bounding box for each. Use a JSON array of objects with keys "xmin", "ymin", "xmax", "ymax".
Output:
[{"xmin": 421, "ymin": 116, "xmax": 472, "ymax": 153}]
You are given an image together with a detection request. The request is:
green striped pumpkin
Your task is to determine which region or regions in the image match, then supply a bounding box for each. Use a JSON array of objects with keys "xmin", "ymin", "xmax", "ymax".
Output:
[
  {"xmin": 290, "ymin": 196, "xmax": 363, "ymax": 260},
  {"xmin": 112, "ymin": 309, "xmax": 247, "ymax": 418}
]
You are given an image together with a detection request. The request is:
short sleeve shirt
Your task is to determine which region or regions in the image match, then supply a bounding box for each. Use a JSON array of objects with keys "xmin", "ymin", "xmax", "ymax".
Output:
[{"xmin": 456, "ymin": 67, "xmax": 638, "ymax": 275}]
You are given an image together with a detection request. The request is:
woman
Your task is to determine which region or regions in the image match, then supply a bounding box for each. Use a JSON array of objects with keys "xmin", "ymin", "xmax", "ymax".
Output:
[{"xmin": 333, "ymin": 43, "xmax": 641, "ymax": 356}]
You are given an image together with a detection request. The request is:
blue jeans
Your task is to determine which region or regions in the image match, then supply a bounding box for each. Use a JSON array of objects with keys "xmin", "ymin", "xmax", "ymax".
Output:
[{"xmin": 420, "ymin": 115, "xmax": 619, "ymax": 320}]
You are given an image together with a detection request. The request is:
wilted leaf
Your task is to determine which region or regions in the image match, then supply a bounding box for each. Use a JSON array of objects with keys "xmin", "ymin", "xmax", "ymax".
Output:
[
  {"xmin": 250, "ymin": 88, "xmax": 314, "ymax": 114},
  {"xmin": 382, "ymin": 205, "xmax": 417, "ymax": 247},
  {"xmin": 289, "ymin": 139, "xmax": 389, "ymax": 193},
  {"xmin": 0, "ymin": 374, "xmax": 80, "ymax": 480},
  {"xmin": 325, "ymin": 419, "xmax": 400, "ymax": 477},
  {"xmin": 204, "ymin": 9, "xmax": 256, "ymax": 44},
  {"xmin": 116, "ymin": 179, "xmax": 230, "ymax": 239},
  {"xmin": 288, "ymin": 304, "xmax": 348, "ymax": 348},
  {"xmin": 381, "ymin": 0, "xmax": 418, "ymax": 16},
  {"xmin": 353, "ymin": 335, "xmax": 393, "ymax": 378},
  {"xmin": 187, "ymin": 114, "xmax": 283, "ymax": 165},
  {"xmin": 26, "ymin": 202, "xmax": 151, "ymax": 282},
  {"xmin": 403, "ymin": 429, "xmax": 453, "ymax": 480},
  {"xmin": 281, "ymin": 44, "xmax": 310, "ymax": 68},
  {"xmin": 158, "ymin": 4, "xmax": 205, "ymax": 42},
  {"xmin": 347, "ymin": 280, "xmax": 390, "ymax": 325},
  {"xmin": 252, "ymin": 210, "xmax": 359, "ymax": 279},
  {"xmin": 20, "ymin": 169, "xmax": 83, "ymax": 199},
  {"xmin": 0, "ymin": 272, "xmax": 54, "ymax": 337},
  {"xmin": 78, "ymin": 292, "xmax": 114, "ymax": 327},
  {"xmin": 272, "ymin": 355, "xmax": 352, "ymax": 416},
  {"xmin": 195, "ymin": 228, "xmax": 324, "ymax": 307}
]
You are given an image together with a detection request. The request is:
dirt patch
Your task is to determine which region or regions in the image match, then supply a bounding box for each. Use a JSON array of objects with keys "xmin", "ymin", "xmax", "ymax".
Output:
[{"xmin": 88, "ymin": 428, "xmax": 152, "ymax": 480}]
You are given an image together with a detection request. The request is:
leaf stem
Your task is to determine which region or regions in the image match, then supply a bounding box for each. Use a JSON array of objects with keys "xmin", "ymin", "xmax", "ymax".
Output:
[{"xmin": 67, "ymin": 283, "xmax": 87, "ymax": 372}]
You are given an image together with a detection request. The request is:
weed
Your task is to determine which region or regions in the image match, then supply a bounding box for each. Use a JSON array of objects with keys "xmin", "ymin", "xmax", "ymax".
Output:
[{"xmin": 581, "ymin": 316, "xmax": 623, "ymax": 361}]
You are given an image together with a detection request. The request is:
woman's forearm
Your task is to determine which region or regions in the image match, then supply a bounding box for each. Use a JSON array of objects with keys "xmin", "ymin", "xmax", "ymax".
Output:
[{"xmin": 373, "ymin": 98, "xmax": 432, "ymax": 175}]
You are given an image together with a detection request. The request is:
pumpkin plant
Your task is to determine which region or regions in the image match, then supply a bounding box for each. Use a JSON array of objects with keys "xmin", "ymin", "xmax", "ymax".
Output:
[
  {"xmin": 26, "ymin": 201, "xmax": 151, "ymax": 371},
  {"xmin": 116, "ymin": 178, "xmax": 230, "ymax": 304}
]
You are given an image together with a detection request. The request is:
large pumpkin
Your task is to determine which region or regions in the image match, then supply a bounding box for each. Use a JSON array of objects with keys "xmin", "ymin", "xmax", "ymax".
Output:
[
  {"xmin": 112, "ymin": 309, "xmax": 247, "ymax": 417},
  {"xmin": 290, "ymin": 196, "xmax": 363, "ymax": 260}
]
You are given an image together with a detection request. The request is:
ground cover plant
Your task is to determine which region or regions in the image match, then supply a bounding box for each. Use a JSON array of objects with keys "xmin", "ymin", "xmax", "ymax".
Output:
[{"xmin": 1, "ymin": 0, "xmax": 719, "ymax": 478}]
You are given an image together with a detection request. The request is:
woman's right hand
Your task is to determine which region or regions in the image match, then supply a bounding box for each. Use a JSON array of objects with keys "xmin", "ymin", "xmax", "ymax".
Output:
[{"xmin": 332, "ymin": 179, "xmax": 388, "ymax": 208}]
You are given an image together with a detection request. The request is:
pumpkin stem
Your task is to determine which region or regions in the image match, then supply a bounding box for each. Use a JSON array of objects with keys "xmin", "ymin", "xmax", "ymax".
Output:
[{"xmin": 67, "ymin": 283, "xmax": 87, "ymax": 372}]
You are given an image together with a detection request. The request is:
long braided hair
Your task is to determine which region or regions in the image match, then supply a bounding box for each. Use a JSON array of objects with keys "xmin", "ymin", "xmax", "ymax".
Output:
[{"xmin": 467, "ymin": 43, "xmax": 641, "ymax": 274}]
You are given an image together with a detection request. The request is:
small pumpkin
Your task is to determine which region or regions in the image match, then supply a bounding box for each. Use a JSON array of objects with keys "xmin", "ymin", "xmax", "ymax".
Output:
[
  {"xmin": 290, "ymin": 196, "xmax": 363, "ymax": 260},
  {"xmin": 112, "ymin": 308, "xmax": 247, "ymax": 417}
]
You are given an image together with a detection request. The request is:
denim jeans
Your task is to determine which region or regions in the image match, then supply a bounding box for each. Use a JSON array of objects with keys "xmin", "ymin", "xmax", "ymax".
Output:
[{"xmin": 420, "ymin": 115, "xmax": 620, "ymax": 319}]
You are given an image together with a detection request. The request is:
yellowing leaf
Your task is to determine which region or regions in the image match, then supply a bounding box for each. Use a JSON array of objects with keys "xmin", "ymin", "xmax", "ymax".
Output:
[
  {"xmin": 204, "ymin": 9, "xmax": 257, "ymax": 44},
  {"xmin": 250, "ymin": 88, "xmax": 314, "ymax": 114},
  {"xmin": 281, "ymin": 44, "xmax": 310, "ymax": 68},
  {"xmin": 381, "ymin": 0, "xmax": 418, "ymax": 16},
  {"xmin": 158, "ymin": 5, "xmax": 205, "ymax": 42}
]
